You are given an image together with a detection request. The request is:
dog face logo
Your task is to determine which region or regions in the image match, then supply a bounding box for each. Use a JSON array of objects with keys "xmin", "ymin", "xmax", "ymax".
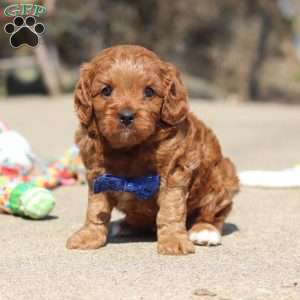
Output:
[
  {"xmin": 4, "ymin": 16, "xmax": 45, "ymax": 48},
  {"xmin": 3, "ymin": 3, "xmax": 46, "ymax": 48}
]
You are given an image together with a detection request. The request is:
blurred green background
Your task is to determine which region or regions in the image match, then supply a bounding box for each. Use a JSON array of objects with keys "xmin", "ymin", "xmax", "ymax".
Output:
[{"xmin": 1, "ymin": 0, "xmax": 300, "ymax": 103}]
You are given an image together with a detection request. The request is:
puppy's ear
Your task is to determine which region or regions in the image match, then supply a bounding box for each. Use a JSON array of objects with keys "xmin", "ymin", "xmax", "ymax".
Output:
[
  {"xmin": 161, "ymin": 63, "xmax": 188, "ymax": 125},
  {"xmin": 74, "ymin": 63, "xmax": 97, "ymax": 138}
]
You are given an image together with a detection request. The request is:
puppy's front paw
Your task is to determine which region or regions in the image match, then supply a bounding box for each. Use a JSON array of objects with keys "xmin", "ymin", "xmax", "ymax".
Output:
[
  {"xmin": 158, "ymin": 236, "xmax": 195, "ymax": 255},
  {"xmin": 66, "ymin": 225, "xmax": 107, "ymax": 250}
]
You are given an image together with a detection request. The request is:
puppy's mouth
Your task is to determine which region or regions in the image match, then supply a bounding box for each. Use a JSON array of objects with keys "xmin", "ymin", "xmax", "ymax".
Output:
[
  {"xmin": 101, "ymin": 115, "xmax": 156, "ymax": 149},
  {"xmin": 104, "ymin": 126, "xmax": 141, "ymax": 148},
  {"xmin": 119, "ymin": 127, "xmax": 133, "ymax": 141}
]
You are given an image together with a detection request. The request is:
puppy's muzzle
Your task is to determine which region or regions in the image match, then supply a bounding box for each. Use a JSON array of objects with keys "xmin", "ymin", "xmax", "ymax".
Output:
[{"xmin": 119, "ymin": 109, "xmax": 135, "ymax": 127}]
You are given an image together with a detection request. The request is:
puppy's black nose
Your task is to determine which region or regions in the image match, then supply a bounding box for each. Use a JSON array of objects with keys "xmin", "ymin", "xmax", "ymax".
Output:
[{"xmin": 119, "ymin": 109, "xmax": 135, "ymax": 126}]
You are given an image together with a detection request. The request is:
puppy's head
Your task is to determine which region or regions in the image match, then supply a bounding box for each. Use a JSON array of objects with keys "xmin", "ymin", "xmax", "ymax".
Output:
[{"xmin": 75, "ymin": 45, "xmax": 188, "ymax": 148}]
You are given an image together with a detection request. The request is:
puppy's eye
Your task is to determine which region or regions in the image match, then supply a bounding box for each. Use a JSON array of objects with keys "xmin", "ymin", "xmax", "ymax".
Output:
[
  {"xmin": 101, "ymin": 85, "xmax": 113, "ymax": 97},
  {"xmin": 144, "ymin": 86, "xmax": 155, "ymax": 98}
]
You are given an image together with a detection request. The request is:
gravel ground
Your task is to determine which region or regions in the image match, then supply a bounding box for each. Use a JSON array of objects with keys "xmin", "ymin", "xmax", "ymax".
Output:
[{"xmin": 0, "ymin": 95, "xmax": 299, "ymax": 300}]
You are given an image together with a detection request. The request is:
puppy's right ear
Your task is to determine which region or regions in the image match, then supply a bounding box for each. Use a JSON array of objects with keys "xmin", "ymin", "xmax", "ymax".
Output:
[
  {"xmin": 74, "ymin": 63, "xmax": 92, "ymax": 126},
  {"xmin": 74, "ymin": 64, "xmax": 97, "ymax": 138}
]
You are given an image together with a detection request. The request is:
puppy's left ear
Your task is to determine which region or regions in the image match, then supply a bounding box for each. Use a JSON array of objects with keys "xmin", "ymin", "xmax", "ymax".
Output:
[{"xmin": 161, "ymin": 63, "xmax": 188, "ymax": 125}]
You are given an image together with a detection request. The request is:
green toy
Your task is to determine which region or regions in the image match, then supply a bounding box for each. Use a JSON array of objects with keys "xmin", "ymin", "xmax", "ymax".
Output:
[{"xmin": 7, "ymin": 183, "xmax": 55, "ymax": 219}]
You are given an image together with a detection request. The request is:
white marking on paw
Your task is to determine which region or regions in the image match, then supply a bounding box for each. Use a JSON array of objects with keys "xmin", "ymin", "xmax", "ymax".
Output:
[
  {"xmin": 110, "ymin": 219, "xmax": 134, "ymax": 237},
  {"xmin": 189, "ymin": 230, "xmax": 221, "ymax": 246},
  {"xmin": 110, "ymin": 222, "xmax": 121, "ymax": 237}
]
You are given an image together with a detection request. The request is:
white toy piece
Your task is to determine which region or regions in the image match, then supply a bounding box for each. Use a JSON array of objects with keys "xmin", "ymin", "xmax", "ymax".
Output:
[
  {"xmin": 239, "ymin": 166, "xmax": 300, "ymax": 188},
  {"xmin": 0, "ymin": 120, "xmax": 8, "ymax": 133},
  {"xmin": 0, "ymin": 130, "xmax": 35, "ymax": 172}
]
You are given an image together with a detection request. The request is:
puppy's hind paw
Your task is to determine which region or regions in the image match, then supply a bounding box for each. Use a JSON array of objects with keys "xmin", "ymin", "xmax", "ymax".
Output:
[{"xmin": 189, "ymin": 226, "xmax": 221, "ymax": 246}]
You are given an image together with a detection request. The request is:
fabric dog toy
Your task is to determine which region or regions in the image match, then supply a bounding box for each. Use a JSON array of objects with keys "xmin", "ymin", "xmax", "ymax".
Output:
[
  {"xmin": 0, "ymin": 182, "xmax": 55, "ymax": 219},
  {"xmin": 0, "ymin": 127, "xmax": 35, "ymax": 173},
  {"xmin": 239, "ymin": 165, "xmax": 300, "ymax": 188}
]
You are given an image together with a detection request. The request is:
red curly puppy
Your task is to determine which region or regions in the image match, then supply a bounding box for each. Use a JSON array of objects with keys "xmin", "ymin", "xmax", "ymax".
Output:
[{"xmin": 66, "ymin": 45, "xmax": 239, "ymax": 255}]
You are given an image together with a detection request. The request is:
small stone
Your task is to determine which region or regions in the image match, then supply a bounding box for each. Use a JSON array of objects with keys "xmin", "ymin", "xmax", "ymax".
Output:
[{"xmin": 193, "ymin": 288, "xmax": 217, "ymax": 297}]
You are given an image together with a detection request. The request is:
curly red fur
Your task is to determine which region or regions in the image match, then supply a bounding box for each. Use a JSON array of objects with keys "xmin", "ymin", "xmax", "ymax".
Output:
[{"xmin": 66, "ymin": 45, "xmax": 239, "ymax": 255}]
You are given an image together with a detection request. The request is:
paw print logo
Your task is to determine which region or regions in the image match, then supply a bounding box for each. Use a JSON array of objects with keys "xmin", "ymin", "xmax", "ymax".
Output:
[{"xmin": 4, "ymin": 16, "xmax": 45, "ymax": 48}]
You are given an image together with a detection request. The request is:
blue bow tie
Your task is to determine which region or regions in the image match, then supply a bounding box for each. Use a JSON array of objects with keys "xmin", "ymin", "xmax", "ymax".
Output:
[{"xmin": 93, "ymin": 174, "xmax": 160, "ymax": 200}]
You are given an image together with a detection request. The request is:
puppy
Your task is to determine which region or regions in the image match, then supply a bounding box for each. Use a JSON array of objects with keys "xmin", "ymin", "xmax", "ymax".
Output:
[{"xmin": 66, "ymin": 45, "xmax": 239, "ymax": 255}]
